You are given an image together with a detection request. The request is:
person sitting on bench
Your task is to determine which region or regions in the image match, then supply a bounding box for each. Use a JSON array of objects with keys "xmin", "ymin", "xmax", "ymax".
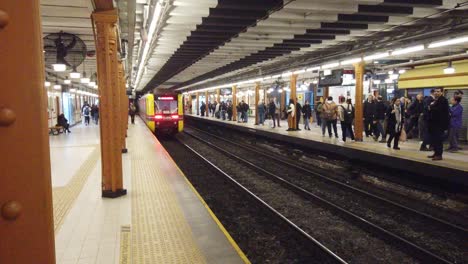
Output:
[{"xmin": 58, "ymin": 114, "xmax": 71, "ymax": 133}]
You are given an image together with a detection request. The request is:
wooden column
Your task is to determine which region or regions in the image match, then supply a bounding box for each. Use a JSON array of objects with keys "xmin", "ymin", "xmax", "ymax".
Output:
[
  {"xmin": 205, "ymin": 91, "xmax": 208, "ymax": 116},
  {"xmin": 255, "ymin": 82, "xmax": 260, "ymax": 125},
  {"xmin": 290, "ymin": 74, "xmax": 298, "ymax": 130},
  {"xmin": 216, "ymin": 88, "xmax": 220, "ymax": 103},
  {"xmin": 196, "ymin": 92, "xmax": 199, "ymax": 115},
  {"xmin": 0, "ymin": 1, "xmax": 56, "ymax": 263},
  {"xmin": 92, "ymin": 9, "xmax": 126, "ymax": 198},
  {"xmin": 232, "ymin": 85, "xmax": 237, "ymax": 121},
  {"xmin": 354, "ymin": 61, "xmax": 365, "ymax": 141}
]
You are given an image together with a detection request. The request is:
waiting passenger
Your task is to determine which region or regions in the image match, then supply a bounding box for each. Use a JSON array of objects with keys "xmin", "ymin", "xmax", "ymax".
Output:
[
  {"xmin": 214, "ymin": 101, "xmax": 220, "ymax": 118},
  {"xmin": 322, "ymin": 96, "xmax": 338, "ymax": 138},
  {"xmin": 236, "ymin": 102, "xmax": 242, "ymax": 122},
  {"xmin": 268, "ymin": 98, "xmax": 277, "ymax": 128},
  {"xmin": 315, "ymin": 98, "xmax": 323, "ymax": 127},
  {"xmin": 427, "ymin": 88, "xmax": 449, "ymax": 160},
  {"xmin": 242, "ymin": 100, "xmax": 249, "ymax": 123},
  {"xmin": 447, "ymin": 97, "xmax": 463, "ymax": 152},
  {"xmin": 57, "ymin": 114, "xmax": 71, "ymax": 133},
  {"xmin": 295, "ymin": 99, "xmax": 302, "ymax": 130},
  {"xmin": 373, "ymin": 96, "xmax": 387, "ymax": 142},
  {"xmin": 286, "ymin": 99, "xmax": 295, "ymax": 131},
  {"xmin": 302, "ymin": 100, "xmax": 312, "ymax": 131},
  {"xmin": 221, "ymin": 101, "xmax": 227, "ymax": 120},
  {"xmin": 227, "ymin": 101, "xmax": 233, "ymax": 121},
  {"xmin": 274, "ymin": 98, "xmax": 281, "ymax": 127},
  {"xmin": 386, "ymin": 97, "xmax": 404, "ymax": 150},
  {"xmin": 129, "ymin": 103, "xmax": 137, "ymax": 124},
  {"xmin": 420, "ymin": 89, "xmax": 435, "ymax": 151},
  {"xmin": 363, "ymin": 94, "xmax": 376, "ymax": 137},
  {"xmin": 200, "ymin": 101, "xmax": 206, "ymax": 117},
  {"xmin": 257, "ymin": 100, "xmax": 266, "ymax": 125},
  {"xmin": 338, "ymin": 97, "xmax": 355, "ymax": 142},
  {"xmin": 405, "ymin": 94, "xmax": 424, "ymax": 139}
]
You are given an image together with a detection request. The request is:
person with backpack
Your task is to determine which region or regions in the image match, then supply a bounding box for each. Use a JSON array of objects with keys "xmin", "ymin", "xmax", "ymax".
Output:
[
  {"xmin": 338, "ymin": 97, "xmax": 355, "ymax": 142},
  {"xmin": 286, "ymin": 99, "xmax": 295, "ymax": 131},
  {"xmin": 315, "ymin": 98, "xmax": 323, "ymax": 127},
  {"xmin": 129, "ymin": 103, "xmax": 137, "ymax": 124},
  {"xmin": 83, "ymin": 105, "xmax": 91, "ymax": 126},
  {"xmin": 302, "ymin": 100, "xmax": 312, "ymax": 131},
  {"xmin": 321, "ymin": 96, "xmax": 338, "ymax": 138}
]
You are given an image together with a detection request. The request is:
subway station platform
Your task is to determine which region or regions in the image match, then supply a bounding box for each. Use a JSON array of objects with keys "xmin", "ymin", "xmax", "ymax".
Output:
[
  {"xmin": 185, "ymin": 114, "xmax": 468, "ymax": 188},
  {"xmin": 50, "ymin": 119, "xmax": 246, "ymax": 264}
]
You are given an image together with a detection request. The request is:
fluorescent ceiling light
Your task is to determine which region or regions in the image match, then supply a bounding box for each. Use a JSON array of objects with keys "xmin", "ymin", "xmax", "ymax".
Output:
[
  {"xmin": 444, "ymin": 62, "xmax": 455, "ymax": 74},
  {"xmin": 282, "ymin": 71, "xmax": 292, "ymax": 77},
  {"xmin": 398, "ymin": 69, "xmax": 406, "ymax": 74},
  {"xmin": 323, "ymin": 69, "xmax": 332, "ymax": 76},
  {"xmin": 390, "ymin": 74, "xmax": 399, "ymax": 80},
  {"xmin": 306, "ymin": 66, "xmax": 320, "ymax": 72},
  {"xmin": 312, "ymin": 79, "xmax": 318, "ymax": 84},
  {"xmin": 88, "ymin": 81, "xmax": 96, "ymax": 87},
  {"xmin": 69, "ymin": 88, "xmax": 76, "ymax": 93},
  {"xmin": 428, "ymin": 36, "xmax": 468, "ymax": 48},
  {"xmin": 373, "ymin": 80, "xmax": 381, "ymax": 85},
  {"xmin": 80, "ymin": 78, "xmax": 90, "ymax": 84},
  {"xmin": 70, "ymin": 70, "xmax": 80, "ymax": 79},
  {"xmin": 293, "ymin": 69, "xmax": 306, "ymax": 74},
  {"xmin": 64, "ymin": 79, "xmax": 71, "ymax": 84},
  {"xmin": 321, "ymin": 62, "xmax": 339, "ymax": 69},
  {"xmin": 53, "ymin": 84, "xmax": 61, "ymax": 90},
  {"xmin": 45, "ymin": 81, "xmax": 51, "ymax": 87},
  {"xmin": 364, "ymin": 52, "xmax": 390, "ymax": 61},
  {"xmin": 340, "ymin": 58, "xmax": 362, "ymax": 66},
  {"xmin": 391, "ymin": 45, "xmax": 425, "ymax": 56},
  {"xmin": 263, "ymin": 76, "xmax": 272, "ymax": 80},
  {"xmin": 52, "ymin": 64, "xmax": 66, "ymax": 72},
  {"xmin": 385, "ymin": 79, "xmax": 393, "ymax": 84},
  {"xmin": 388, "ymin": 70, "xmax": 394, "ymax": 75}
]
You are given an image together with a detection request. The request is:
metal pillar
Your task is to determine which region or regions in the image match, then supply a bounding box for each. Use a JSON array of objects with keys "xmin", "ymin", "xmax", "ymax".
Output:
[
  {"xmin": 290, "ymin": 74, "xmax": 298, "ymax": 130},
  {"xmin": 232, "ymin": 85, "xmax": 237, "ymax": 121},
  {"xmin": 0, "ymin": 1, "xmax": 56, "ymax": 263},
  {"xmin": 92, "ymin": 9, "xmax": 126, "ymax": 198},
  {"xmin": 354, "ymin": 61, "xmax": 365, "ymax": 141}
]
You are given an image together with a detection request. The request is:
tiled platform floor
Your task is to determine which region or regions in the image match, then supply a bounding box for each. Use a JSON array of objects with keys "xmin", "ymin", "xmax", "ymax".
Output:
[
  {"xmin": 50, "ymin": 120, "xmax": 245, "ymax": 264},
  {"xmin": 187, "ymin": 113, "xmax": 468, "ymax": 172}
]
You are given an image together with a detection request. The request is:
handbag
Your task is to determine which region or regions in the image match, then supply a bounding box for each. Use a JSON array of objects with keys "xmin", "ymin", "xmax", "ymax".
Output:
[{"xmin": 399, "ymin": 128, "xmax": 407, "ymax": 142}]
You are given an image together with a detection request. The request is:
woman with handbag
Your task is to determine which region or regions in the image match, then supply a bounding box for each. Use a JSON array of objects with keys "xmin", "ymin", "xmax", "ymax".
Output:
[{"xmin": 386, "ymin": 97, "xmax": 404, "ymax": 150}]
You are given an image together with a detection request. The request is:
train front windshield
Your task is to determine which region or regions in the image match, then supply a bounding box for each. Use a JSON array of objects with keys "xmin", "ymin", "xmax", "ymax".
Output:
[{"xmin": 155, "ymin": 100, "xmax": 178, "ymax": 114}]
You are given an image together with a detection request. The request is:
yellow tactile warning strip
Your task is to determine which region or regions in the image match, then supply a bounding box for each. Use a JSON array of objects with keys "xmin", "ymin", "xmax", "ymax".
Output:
[
  {"xmin": 160, "ymin": 146, "xmax": 251, "ymax": 264},
  {"xmin": 119, "ymin": 225, "xmax": 131, "ymax": 264},
  {"xmin": 129, "ymin": 132, "xmax": 207, "ymax": 264},
  {"xmin": 52, "ymin": 146, "xmax": 99, "ymax": 232}
]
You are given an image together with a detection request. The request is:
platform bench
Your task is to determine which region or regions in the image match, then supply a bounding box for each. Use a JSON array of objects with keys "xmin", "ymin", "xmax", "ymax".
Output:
[{"xmin": 49, "ymin": 126, "xmax": 64, "ymax": 135}]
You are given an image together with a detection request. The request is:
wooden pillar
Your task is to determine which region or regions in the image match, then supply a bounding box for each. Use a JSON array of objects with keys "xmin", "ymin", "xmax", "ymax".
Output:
[
  {"xmin": 92, "ymin": 9, "xmax": 126, "ymax": 198},
  {"xmin": 0, "ymin": 1, "xmax": 56, "ymax": 263},
  {"xmin": 196, "ymin": 92, "xmax": 199, "ymax": 115},
  {"xmin": 232, "ymin": 85, "xmax": 237, "ymax": 121},
  {"xmin": 216, "ymin": 88, "xmax": 220, "ymax": 103},
  {"xmin": 354, "ymin": 61, "xmax": 365, "ymax": 141},
  {"xmin": 205, "ymin": 91, "xmax": 208, "ymax": 116},
  {"xmin": 255, "ymin": 82, "xmax": 260, "ymax": 125},
  {"xmin": 290, "ymin": 74, "xmax": 298, "ymax": 130}
]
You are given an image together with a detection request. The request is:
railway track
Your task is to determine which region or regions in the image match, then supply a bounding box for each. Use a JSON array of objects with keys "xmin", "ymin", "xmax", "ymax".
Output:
[
  {"xmin": 181, "ymin": 127, "xmax": 466, "ymax": 264},
  {"xmin": 161, "ymin": 137, "xmax": 348, "ymax": 263}
]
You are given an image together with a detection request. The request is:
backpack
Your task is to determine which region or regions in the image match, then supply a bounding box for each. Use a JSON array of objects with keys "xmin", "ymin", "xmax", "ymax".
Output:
[
  {"xmin": 341, "ymin": 105, "xmax": 354, "ymax": 123},
  {"xmin": 323, "ymin": 104, "xmax": 335, "ymax": 120},
  {"xmin": 316, "ymin": 103, "xmax": 323, "ymax": 113},
  {"xmin": 84, "ymin": 107, "xmax": 90, "ymax": 115}
]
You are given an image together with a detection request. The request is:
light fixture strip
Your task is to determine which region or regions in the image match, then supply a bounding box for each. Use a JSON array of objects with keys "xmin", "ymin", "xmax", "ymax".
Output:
[
  {"xmin": 364, "ymin": 52, "xmax": 390, "ymax": 61},
  {"xmin": 340, "ymin": 58, "xmax": 362, "ymax": 66},
  {"xmin": 391, "ymin": 45, "xmax": 425, "ymax": 56},
  {"xmin": 428, "ymin": 36, "xmax": 468, "ymax": 48},
  {"xmin": 321, "ymin": 62, "xmax": 339, "ymax": 69}
]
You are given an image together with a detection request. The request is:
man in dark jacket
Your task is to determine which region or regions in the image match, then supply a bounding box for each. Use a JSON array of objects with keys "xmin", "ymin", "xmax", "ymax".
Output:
[
  {"xmin": 405, "ymin": 94, "xmax": 424, "ymax": 138},
  {"xmin": 373, "ymin": 96, "xmax": 387, "ymax": 142},
  {"xmin": 295, "ymin": 99, "xmax": 302, "ymax": 130},
  {"xmin": 420, "ymin": 89, "xmax": 435, "ymax": 151},
  {"xmin": 427, "ymin": 88, "xmax": 449, "ymax": 160},
  {"xmin": 268, "ymin": 98, "xmax": 277, "ymax": 128},
  {"xmin": 363, "ymin": 94, "xmax": 376, "ymax": 137},
  {"xmin": 200, "ymin": 101, "xmax": 206, "ymax": 117}
]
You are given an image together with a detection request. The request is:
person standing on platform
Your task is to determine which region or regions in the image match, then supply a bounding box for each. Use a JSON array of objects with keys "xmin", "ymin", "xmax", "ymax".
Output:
[
  {"xmin": 295, "ymin": 99, "xmax": 302, "ymax": 130},
  {"xmin": 92, "ymin": 104, "xmax": 99, "ymax": 124},
  {"xmin": 374, "ymin": 96, "xmax": 387, "ymax": 142},
  {"xmin": 227, "ymin": 101, "xmax": 233, "ymax": 121},
  {"xmin": 322, "ymin": 96, "xmax": 338, "ymax": 138},
  {"xmin": 268, "ymin": 98, "xmax": 277, "ymax": 128},
  {"xmin": 363, "ymin": 94, "xmax": 376, "ymax": 137},
  {"xmin": 236, "ymin": 102, "xmax": 242, "ymax": 123},
  {"xmin": 129, "ymin": 103, "xmax": 137, "ymax": 124},
  {"xmin": 221, "ymin": 101, "xmax": 227, "ymax": 120},
  {"xmin": 406, "ymin": 94, "xmax": 424, "ymax": 139},
  {"xmin": 257, "ymin": 100, "xmax": 266, "ymax": 125},
  {"xmin": 242, "ymin": 100, "xmax": 249, "ymax": 123},
  {"xmin": 447, "ymin": 96, "xmax": 463, "ymax": 152},
  {"xmin": 427, "ymin": 88, "xmax": 449, "ymax": 160},
  {"xmin": 315, "ymin": 98, "xmax": 324, "ymax": 127},
  {"xmin": 286, "ymin": 99, "xmax": 295, "ymax": 131},
  {"xmin": 420, "ymin": 89, "xmax": 435, "ymax": 151},
  {"xmin": 200, "ymin": 101, "xmax": 206, "ymax": 117},
  {"xmin": 83, "ymin": 104, "xmax": 91, "ymax": 126},
  {"xmin": 386, "ymin": 97, "xmax": 404, "ymax": 150},
  {"xmin": 338, "ymin": 97, "xmax": 355, "ymax": 142},
  {"xmin": 302, "ymin": 100, "xmax": 312, "ymax": 131},
  {"xmin": 274, "ymin": 97, "xmax": 281, "ymax": 127}
]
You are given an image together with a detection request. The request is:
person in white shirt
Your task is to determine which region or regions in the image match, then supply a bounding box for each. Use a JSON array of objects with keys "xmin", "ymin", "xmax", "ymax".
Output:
[{"xmin": 286, "ymin": 99, "xmax": 295, "ymax": 131}]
